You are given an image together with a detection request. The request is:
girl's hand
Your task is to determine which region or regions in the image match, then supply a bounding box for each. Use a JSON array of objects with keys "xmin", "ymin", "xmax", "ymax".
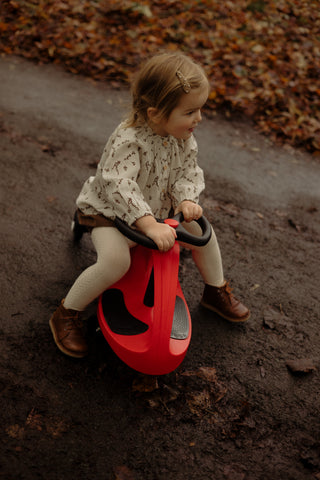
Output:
[
  {"xmin": 135, "ymin": 216, "xmax": 177, "ymax": 252},
  {"xmin": 175, "ymin": 201, "xmax": 203, "ymax": 223}
]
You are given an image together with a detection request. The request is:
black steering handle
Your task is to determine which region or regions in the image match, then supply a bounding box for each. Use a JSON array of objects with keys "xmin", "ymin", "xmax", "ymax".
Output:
[{"xmin": 114, "ymin": 212, "xmax": 212, "ymax": 250}]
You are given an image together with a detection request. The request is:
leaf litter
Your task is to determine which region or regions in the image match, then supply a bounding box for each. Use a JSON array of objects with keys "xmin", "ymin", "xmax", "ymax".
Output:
[
  {"xmin": 132, "ymin": 366, "xmax": 229, "ymax": 422},
  {"xmin": 1, "ymin": 0, "xmax": 320, "ymax": 152}
]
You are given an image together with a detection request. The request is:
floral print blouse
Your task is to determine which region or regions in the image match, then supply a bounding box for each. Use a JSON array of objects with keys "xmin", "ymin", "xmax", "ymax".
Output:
[{"xmin": 76, "ymin": 123, "xmax": 205, "ymax": 226}]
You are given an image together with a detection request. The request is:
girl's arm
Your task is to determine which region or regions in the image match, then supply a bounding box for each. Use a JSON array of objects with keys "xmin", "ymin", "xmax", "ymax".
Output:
[
  {"xmin": 135, "ymin": 215, "xmax": 177, "ymax": 252},
  {"xmin": 170, "ymin": 137, "xmax": 205, "ymax": 217},
  {"xmin": 89, "ymin": 130, "xmax": 155, "ymax": 226}
]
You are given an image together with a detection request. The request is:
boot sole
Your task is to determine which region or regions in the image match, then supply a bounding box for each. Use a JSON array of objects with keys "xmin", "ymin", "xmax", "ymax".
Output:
[
  {"xmin": 49, "ymin": 317, "xmax": 88, "ymax": 358},
  {"xmin": 200, "ymin": 300, "xmax": 250, "ymax": 323}
]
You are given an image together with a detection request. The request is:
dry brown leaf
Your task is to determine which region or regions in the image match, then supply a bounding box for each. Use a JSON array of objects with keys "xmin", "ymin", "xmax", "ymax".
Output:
[
  {"xmin": 46, "ymin": 418, "xmax": 69, "ymax": 438},
  {"xmin": 6, "ymin": 424, "xmax": 25, "ymax": 440},
  {"xmin": 114, "ymin": 465, "xmax": 136, "ymax": 480},
  {"xmin": 263, "ymin": 306, "xmax": 291, "ymax": 330},
  {"xmin": 286, "ymin": 359, "xmax": 316, "ymax": 374},
  {"xmin": 182, "ymin": 366, "xmax": 217, "ymax": 383},
  {"xmin": 132, "ymin": 375, "xmax": 158, "ymax": 393},
  {"xmin": 187, "ymin": 390, "xmax": 212, "ymax": 416},
  {"xmin": 25, "ymin": 408, "xmax": 43, "ymax": 431}
]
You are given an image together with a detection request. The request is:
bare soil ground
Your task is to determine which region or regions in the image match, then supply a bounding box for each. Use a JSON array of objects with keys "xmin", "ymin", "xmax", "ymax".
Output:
[{"xmin": 1, "ymin": 56, "xmax": 320, "ymax": 480}]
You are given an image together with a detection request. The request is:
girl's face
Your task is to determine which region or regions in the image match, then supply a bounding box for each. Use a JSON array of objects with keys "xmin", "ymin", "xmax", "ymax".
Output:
[{"xmin": 151, "ymin": 85, "xmax": 209, "ymax": 140}]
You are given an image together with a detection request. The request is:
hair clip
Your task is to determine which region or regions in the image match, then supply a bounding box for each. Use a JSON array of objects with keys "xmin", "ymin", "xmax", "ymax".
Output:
[{"xmin": 176, "ymin": 70, "xmax": 191, "ymax": 93}]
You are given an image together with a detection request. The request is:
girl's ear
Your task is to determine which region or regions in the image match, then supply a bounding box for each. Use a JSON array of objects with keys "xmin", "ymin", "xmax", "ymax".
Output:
[{"xmin": 147, "ymin": 107, "xmax": 161, "ymax": 124}]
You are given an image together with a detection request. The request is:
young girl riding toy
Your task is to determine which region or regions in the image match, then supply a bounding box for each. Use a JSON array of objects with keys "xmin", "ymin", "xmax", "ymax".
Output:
[{"xmin": 49, "ymin": 52, "xmax": 250, "ymax": 359}]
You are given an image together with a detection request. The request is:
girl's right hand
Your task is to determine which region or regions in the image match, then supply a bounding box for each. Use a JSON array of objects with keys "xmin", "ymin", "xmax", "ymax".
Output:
[
  {"xmin": 135, "ymin": 216, "xmax": 177, "ymax": 252},
  {"xmin": 144, "ymin": 222, "xmax": 177, "ymax": 252}
]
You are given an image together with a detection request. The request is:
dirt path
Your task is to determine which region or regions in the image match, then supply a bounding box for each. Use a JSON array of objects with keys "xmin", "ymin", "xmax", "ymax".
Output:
[{"xmin": 1, "ymin": 55, "xmax": 320, "ymax": 480}]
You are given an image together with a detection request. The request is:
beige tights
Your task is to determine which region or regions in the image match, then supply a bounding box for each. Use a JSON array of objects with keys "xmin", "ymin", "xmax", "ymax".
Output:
[{"xmin": 64, "ymin": 222, "xmax": 224, "ymax": 311}]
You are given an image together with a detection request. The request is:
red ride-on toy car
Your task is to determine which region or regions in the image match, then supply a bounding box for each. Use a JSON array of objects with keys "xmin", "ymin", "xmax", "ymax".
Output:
[{"xmin": 73, "ymin": 212, "xmax": 211, "ymax": 375}]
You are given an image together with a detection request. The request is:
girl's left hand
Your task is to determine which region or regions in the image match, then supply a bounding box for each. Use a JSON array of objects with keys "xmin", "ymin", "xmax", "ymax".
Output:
[{"xmin": 175, "ymin": 201, "xmax": 203, "ymax": 223}]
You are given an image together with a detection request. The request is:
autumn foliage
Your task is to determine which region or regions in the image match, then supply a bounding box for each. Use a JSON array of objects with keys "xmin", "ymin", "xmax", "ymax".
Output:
[{"xmin": 1, "ymin": 0, "xmax": 320, "ymax": 152}]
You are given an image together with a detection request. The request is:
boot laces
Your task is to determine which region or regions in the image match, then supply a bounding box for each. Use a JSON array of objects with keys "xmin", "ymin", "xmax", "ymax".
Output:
[
  {"xmin": 223, "ymin": 282, "xmax": 234, "ymax": 305},
  {"xmin": 64, "ymin": 312, "xmax": 82, "ymax": 332}
]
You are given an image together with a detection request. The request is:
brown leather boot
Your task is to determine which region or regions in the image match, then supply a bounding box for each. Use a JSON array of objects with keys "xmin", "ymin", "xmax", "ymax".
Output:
[
  {"xmin": 200, "ymin": 282, "xmax": 250, "ymax": 322},
  {"xmin": 49, "ymin": 300, "xmax": 88, "ymax": 358}
]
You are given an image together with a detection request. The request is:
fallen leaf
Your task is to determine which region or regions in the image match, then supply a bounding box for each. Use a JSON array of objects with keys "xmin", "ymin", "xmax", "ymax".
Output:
[
  {"xmin": 220, "ymin": 203, "xmax": 241, "ymax": 217},
  {"xmin": 25, "ymin": 408, "xmax": 42, "ymax": 431},
  {"xmin": 306, "ymin": 206, "xmax": 318, "ymax": 214},
  {"xmin": 41, "ymin": 144, "xmax": 56, "ymax": 155},
  {"xmin": 223, "ymin": 465, "xmax": 245, "ymax": 480},
  {"xmin": 286, "ymin": 359, "xmax": 316, "ymax": 374},
  {"xmin": 132, "ymin": 375, "xmax": 158, "ymax": 392},
  {"xmin": 182, "ymin": 366, "xmax": 217, "ymax": 383},
  {"xmin": 161, "ymin": 384, "xmax": 180, "ymax": 403},
  {"xmin": 263, "ymin": 306, "xmax": 291, "ymax": 330},
  {"xmin": 6, "ymin": 424, "xmax": 25, "ymax": 440},
  {"xmin": 274, "ymin": 209, "xmax": 288, "ymax": 218},
  {"xmin": 232, "ymin": 140, "xmax": 246, "ymax": 148},
  {"xmin": 182, "ymin": 367, "xmax": 227, "ymax": 404},
  {"xmin": 288, "ymin": 218, "xmax": 302, "ymax": 232},
  {"xmin": 114, "ymin": 465, "xmax": 136, "ymax": 480},
  {"xmin": 260, "ymin": 366, "xmax": 266, "ymax": 378},
  {"xmin": 46, "ymin": 418, "xmax": 69, "ymax": 438},
  {"xmin": 187, "ymin": 390, "xmax": 212, "ymax": 416}
]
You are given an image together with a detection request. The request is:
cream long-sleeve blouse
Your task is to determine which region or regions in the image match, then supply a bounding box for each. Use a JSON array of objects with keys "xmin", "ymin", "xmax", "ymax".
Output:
[{"xmin": 76, "ymin": 123, "xmax": 205, "ymax": 226}]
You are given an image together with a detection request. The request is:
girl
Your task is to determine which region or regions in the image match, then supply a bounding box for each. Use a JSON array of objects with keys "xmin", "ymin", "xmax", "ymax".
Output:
[{"xmin": 50, "ymin": 52, "xmax": 250, "ymax": 358}]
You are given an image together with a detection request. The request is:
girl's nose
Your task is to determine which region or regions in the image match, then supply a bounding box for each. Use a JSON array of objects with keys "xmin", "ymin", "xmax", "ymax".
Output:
[{"xmin": 196, "ymin": 110, "xmax": 202, "ymax": 122}]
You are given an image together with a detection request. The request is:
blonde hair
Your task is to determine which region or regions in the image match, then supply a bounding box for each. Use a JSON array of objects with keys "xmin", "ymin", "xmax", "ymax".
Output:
[{"xmin": 126, "ymin": 52, "xmax": 209, "ymax": 127}]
